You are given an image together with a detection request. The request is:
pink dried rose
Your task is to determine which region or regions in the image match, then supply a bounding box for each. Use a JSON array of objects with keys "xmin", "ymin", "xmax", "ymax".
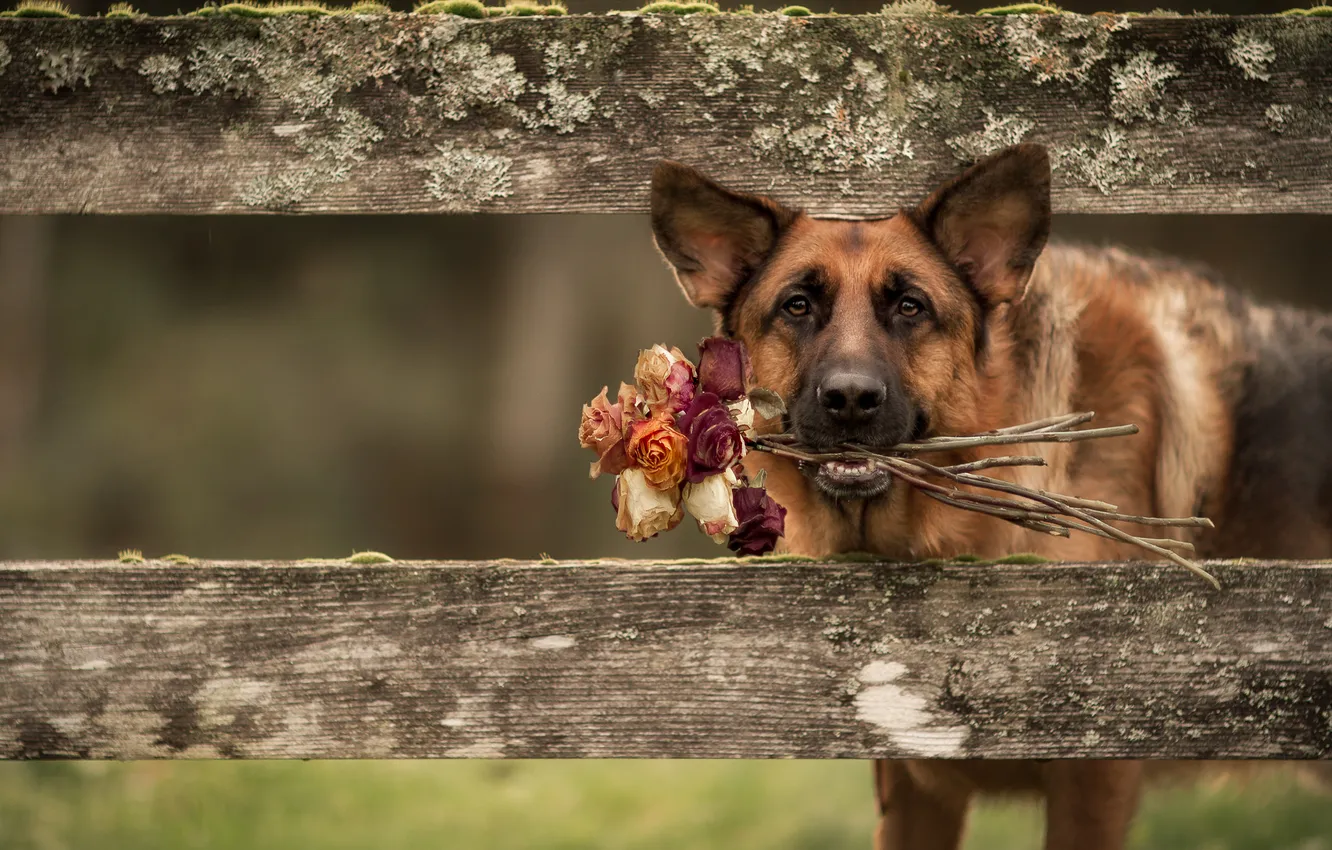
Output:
[
  {"xmin": 579, "ymin": 386, "xmax": 629, "ymax": 479},
  {"xmin": 698, "ymin": 337, "xmax": 753, "ymax": 401},
  {"xmin": 626, "ymin": 417, "xmax": 688, "ymax": 490},
  {"xmin": 728, "ymin": 485, "xmax": 787, "ymax": 556},
  {"xmin": 682, "ymin": 471, "xmax": 740, "ymax": 542},
  {"xmin": 614, "ymin": 468, "xmax": 684, "ymax": 541},
  {"xmin": 663, "ymin": 359, "xmax": 697, "ymax": 416},
  {"xmin": 635, "ymin": 345, "xmax": 694, "ymax": 415},
  {"xmin": 678, "ymin": 392, "xmax": 744, "ymax": 483}
]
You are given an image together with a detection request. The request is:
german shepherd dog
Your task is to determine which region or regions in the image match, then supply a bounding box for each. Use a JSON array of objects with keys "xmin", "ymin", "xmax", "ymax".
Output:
[{"xmin": 649, "ymin": 144, "xmax": 1332, "ymax": 849}]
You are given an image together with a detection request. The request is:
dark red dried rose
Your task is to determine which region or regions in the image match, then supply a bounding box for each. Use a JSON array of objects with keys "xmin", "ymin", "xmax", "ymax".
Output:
[
  {"xmin": 727, "ymin": 486, "xmax": 787, "ymax": 556},
  {"xmin": 697, "ymin": 337, "xmax": 753, "ymax": 401},
  {"xmin": 678, "ymin": 392, "xmax": 744, "ymax": 483}
]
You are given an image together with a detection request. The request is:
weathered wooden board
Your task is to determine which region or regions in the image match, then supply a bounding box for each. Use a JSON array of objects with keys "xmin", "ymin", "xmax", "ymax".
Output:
[
  {"xmin": 0, "ymin": 14, "xmax": 1330, "ymax": 214},
  {"xmin": 1, "ymin": 559, "xmax": 1329, "ymax": 760}
]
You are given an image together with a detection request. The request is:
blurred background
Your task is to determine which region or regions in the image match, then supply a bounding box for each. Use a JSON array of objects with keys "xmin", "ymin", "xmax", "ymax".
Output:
[{"xmin": 3, "ymin": 0, "xmax": 1332, "ymax": 846}]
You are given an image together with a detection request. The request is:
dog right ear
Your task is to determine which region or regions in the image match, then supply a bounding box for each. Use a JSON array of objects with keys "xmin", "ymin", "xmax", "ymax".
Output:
[{"xmin": 650, "ymin": 161, "xmax": 797, "ymax": 311}]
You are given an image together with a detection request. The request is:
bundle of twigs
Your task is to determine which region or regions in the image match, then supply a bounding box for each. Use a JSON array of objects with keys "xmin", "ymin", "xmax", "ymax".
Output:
[{"xmin": 749, "ymin": 412, "xmax": 1220, "ymax": 589}]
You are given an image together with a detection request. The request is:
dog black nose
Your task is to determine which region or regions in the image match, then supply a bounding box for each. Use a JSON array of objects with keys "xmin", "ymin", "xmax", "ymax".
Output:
[{"xmin": 819, "ymin": 373, "xmax": 887, "ymax": 424}]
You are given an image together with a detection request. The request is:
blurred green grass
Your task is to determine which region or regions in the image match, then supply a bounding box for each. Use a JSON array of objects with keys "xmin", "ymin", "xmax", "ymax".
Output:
[{"xmin": 0, "ymin": 761, "xmax": 1328, "ymax": 850}]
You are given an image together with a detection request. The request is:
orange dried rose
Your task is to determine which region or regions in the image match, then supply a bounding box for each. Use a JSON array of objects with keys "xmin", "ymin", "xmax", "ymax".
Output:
[{"xmin": 626, "ymin": 417, "xmax": 687, "ymax": 490}]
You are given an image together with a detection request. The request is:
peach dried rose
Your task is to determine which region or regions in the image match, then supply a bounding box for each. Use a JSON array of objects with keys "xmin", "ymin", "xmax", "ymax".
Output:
[
  {"xmin": 579, "ymin": 386, "xmax": 629, "ymax": 479},
  {"xmin": 615, "ymin": 468, "xmax": 684, "ymax": 541},
  {"xmin": 626, "ymin": 417, "xmax": 687, "ymax": 490}
]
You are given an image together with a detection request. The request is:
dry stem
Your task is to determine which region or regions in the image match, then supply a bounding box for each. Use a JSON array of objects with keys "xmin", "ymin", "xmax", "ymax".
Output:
[{"xmin": 749, "ymin": 412, "xmax": 1221, "ymax": 589}]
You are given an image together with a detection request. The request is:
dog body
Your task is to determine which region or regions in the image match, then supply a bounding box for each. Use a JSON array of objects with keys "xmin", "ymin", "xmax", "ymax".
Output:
[{"xmin": 650, "ymin": 145, "xmax": 1332, "ymax": 849}]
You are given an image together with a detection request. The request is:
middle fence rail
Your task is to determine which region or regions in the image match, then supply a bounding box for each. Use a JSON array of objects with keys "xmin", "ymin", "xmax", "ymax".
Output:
[{"xmin": 1, "ymin": 558, "xmax": 1329, "ymax": 761}]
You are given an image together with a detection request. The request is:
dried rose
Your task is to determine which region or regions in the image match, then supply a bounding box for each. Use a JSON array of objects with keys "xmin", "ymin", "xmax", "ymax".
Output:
[
  {"xmin": 728, "ymin": 486, "xmax": 787, "ymax": 556},
  {"xmin": 626, "ymin": 417, "xmax": 688, "ymax": 490},
  {"xmin": 635, "ymin": 345, "xmax": 693, "ymax": 414},
  {"xmin": 698, "ymin": 337, "xmax": 753, "ymax": 401},
  {"xmin": 678, "ymin": 392, "xmax": 744, "ymax": 483},
  {"xmin": 726, "ymin": 396, "xmax": 757, "ymax": 440},
  {"xmin": 615, "ymin": 467, "xmax": 684, "ymax": 541},
  {"xmin": 618, "ymin": 381, "xmax": 648, "ymax": 427},
  {"xmin": 663, "ymin": 359, "xmax": 697, "ymax": 416},
  {"xmin": 579, "ymin": 386, "xmax": 629, "ymax": 479},
  {"xmin": 683, "ymin": 472, "xmax": 739, "ymax": 542}
]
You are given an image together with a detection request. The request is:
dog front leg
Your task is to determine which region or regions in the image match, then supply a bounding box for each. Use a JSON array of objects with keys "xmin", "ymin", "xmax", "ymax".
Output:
[
  {"xmin": 872, "ymin": 760, "xmax": 971, "ymax": 850},
  {"xmin": 1041, "ymin": 760, "xmax": 1143, "ymax": 850}
]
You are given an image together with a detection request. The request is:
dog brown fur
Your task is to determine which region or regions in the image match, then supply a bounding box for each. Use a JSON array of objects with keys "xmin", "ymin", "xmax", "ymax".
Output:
[{"xmin": 650, "ymin": 144, "xmax": 1331, "ymax": 849}]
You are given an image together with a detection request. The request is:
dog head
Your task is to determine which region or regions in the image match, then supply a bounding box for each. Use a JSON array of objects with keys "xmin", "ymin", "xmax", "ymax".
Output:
[{"xmin": 651, "ymin": 144, "xmax": 1051, "ymax": 502}]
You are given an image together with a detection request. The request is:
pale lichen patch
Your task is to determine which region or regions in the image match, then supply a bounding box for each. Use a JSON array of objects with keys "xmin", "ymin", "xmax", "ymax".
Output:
[
  {"xmin": 946, "ymin": 107, "xmax": 1033, "ymax": 163},
  {"xmin": 418, "ymin": 21, "xmax": 527, "ymax": 121},
  {"xmin": 1265, "ymin": 102, "xmax": 1293, "ymax": 132},
  {"xmin": 1001, "ymin": 13, "xmax": 1127, "ymax": 85},
  {"xmin": 419, "ymin": 141, "xmax": 513, "ymax": 206},
  {"xmin": 751, "ymin": 97, "xmax": 914, "ymax": 173},
  {"xmin": 1109, "ymin": 51, "xmax": 1178, "ymax": 122},
  {"xmin": 138, "ymin": 53, "xmax": 183, "ymax": 93},
  {"xmin": 1229, "ymin": 29, "xmax": 1276, "ymax": 81},
  {"xmin": 38, "ymin": 46, "xmax": 95, "ymax": 92},
  {"xmin": 1056, "ymin": 126, "xmax": 1144, "ymax": 194},
  {"xmin": 238, "ymin": 107, "xmax": 383, "ymax": 207}
]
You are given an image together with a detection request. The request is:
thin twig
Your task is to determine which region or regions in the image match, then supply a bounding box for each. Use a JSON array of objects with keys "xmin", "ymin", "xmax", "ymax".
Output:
[{"xmin": 748, "ymin": 411, "xmax": 1220, "ymax": 588}]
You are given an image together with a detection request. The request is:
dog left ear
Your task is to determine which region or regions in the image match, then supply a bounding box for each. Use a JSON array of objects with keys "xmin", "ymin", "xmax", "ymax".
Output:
[
  {"xmin": 650, "ymin": 161, "xmax": 798, "ymax": 311},
  {"xmin": 913, "ymin": 144, "xmax": 1051, "ymax": 307}
]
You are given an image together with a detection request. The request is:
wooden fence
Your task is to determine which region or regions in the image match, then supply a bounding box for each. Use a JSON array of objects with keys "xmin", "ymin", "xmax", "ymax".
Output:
[
  {"xmin": 1, "ymin": 11, "xmax": 1330, "ymax": 763},
  {"xmin": 2, "ymin": 559, "xmax": 1330, "ymax": 759},
  {"xmin": 1, "ymin": 13, "xmax": 1331, "ymax": 214}
]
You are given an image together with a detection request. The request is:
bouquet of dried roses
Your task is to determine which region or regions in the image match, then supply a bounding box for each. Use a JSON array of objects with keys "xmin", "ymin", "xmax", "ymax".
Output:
[{"xmin": 578, "ymin": 338, "xmax": 787, "ymax": 555}]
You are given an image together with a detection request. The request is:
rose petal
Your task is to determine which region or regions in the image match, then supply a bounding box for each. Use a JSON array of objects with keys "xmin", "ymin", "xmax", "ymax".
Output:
[
  {"xmin": 616, "ymin": 468, "xmax": 683, "ymax": 541},
  {"xmin": 698, "ymin": 337, "xmax": 753, "ymax": 401}
]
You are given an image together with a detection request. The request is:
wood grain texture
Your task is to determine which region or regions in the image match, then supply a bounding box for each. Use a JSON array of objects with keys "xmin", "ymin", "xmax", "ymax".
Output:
[
  {"xmin": 0, "ymin": 14, "xmax": 1331, "ymax": 214},
  {"xmin": 1, "ymin": 559, "xmax": 1329, "ymax": 760}
]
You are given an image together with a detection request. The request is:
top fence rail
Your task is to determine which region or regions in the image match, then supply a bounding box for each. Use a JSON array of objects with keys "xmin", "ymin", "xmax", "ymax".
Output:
[{"xmin": 0, "ymin": 11, "xmax": 1330, "ymax": 215}]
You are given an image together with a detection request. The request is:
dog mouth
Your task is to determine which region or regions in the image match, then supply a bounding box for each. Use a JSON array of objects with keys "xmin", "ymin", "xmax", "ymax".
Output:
[{"xmin": 801, "ymin": 457, "xmax": 895, "ymax": 501}]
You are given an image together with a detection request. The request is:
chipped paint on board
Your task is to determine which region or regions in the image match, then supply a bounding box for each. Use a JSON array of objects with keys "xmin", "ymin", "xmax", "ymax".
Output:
[{"xmin": 852, "ymin": 660, "xmax": 971, "ymax": 757}]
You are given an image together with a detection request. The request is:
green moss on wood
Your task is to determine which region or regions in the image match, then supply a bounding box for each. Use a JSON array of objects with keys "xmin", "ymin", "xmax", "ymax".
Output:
[
  {"xmin": 342, "ymin": 1, "xmax": 390, "ymax": 11},
  {"xmin": 487, "ymin": 1, "xmax": 565, "ymax": 15},
  {"xmin": 780, "ymin": 5, "xmax": 812, "ymax": 14},
  {"xmin": 2, "ymin": 0, "xmax": 75, "ymax": 17},
  {"xmin": 1280, "ymin": 5, "xmax": 1332, "ymax": 13},
  {"xmin": 105, "ymin": 1, "xmax": 141, "ymax": 15},
  {"xmin": 347, "ymin": 550, "xmax": 395, "ymax": 564},
  {"xmin": 161, "ymin": 553, "xmax": 199, "ymax": 565},
  {"xmin": 117, "ymin": 549, "xmax": 146, "ymax": 564},
  {"xmin": 414, "ymin": 0, "xmax": 487, "ymax": 15},
  {"xmin": 977, "ymin": 3, "xmax": 1062, "ymax": 14},
  {"xmin": 637, "ymin": 1, "xmax": 719, "ymax": 14},
  {"xmin": 189, "ymin": 0, "xmax": 334, "ymax": 15}
]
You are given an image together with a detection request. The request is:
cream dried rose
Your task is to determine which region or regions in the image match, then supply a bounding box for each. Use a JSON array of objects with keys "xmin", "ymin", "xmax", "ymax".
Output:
[
  {"xmin": 682, "ymin": 471, "xmax": 740, "ymax": 543},
  {"xmin": 614, "ymin": 467, "xmax": 684, "ymax": 541},
  {"xmin": 726, "ymin": 396, "xmax": 757, "ymax": 439}
]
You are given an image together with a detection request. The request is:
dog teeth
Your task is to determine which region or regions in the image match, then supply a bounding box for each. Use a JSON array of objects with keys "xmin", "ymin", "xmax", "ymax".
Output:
[{"xmin": 823, "ymin": 459, "xmax": 885, "ymax": 478}]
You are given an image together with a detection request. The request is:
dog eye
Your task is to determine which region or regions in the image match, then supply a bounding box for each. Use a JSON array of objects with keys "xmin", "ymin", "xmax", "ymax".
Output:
[
  {"xmin": 898, "ymin": 297, "xmax": 923, "ymax": 318},
  {"xmin": 783, "ymin": 296, "xmax": 811, "ymax": 317}
]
